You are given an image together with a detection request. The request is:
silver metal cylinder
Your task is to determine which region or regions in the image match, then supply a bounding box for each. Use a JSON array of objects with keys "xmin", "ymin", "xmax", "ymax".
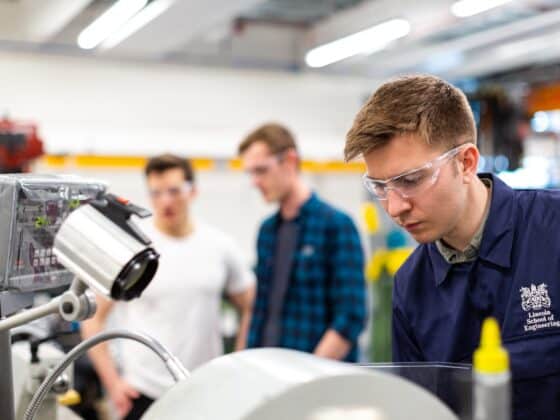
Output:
[{"xmin": 54, "ymin": 205, "xmax": 152, "ymax": 299}]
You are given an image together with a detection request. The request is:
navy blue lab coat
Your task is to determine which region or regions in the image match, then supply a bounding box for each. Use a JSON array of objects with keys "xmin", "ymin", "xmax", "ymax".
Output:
[{"xmin": 393, "ymin": 173, "xmax": 560, "ymax": 420}]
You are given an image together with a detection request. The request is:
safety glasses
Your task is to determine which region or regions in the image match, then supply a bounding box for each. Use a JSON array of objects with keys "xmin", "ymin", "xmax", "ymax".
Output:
[
  {"xmin": 148, "ymin": 182, "xmax": 192, "ymax": 199},
  {"xmin": 244, "ymin": 152, "xmax": 286, "ymax": 177},
  {"xmin": 362, "ymin": 144, "xmax": 468, "ymax": 200}
]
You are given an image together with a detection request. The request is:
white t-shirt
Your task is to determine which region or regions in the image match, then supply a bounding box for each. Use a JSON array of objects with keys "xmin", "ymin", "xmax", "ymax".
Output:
[{"xmin": 113, "ymin": 221, "xmax": 254, "ymax": 399}]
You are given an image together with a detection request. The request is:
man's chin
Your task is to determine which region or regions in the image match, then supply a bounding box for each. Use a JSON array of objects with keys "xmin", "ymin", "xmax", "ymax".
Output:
[
  {"xmin": 409, "ymin": 230, "xmax": 438, "ymax": 244},
  {"xmin": 159, "ymin": 217, "xmax": 179, "ymax": 229},
  {"xmin": 261, "ymin": 192, "xmax": 277, "ymax": 203}
]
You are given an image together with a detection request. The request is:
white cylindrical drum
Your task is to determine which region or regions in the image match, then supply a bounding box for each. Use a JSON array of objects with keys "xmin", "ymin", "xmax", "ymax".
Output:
[{"xmin": 143, "ymin": 348, "xmax": 458, "ymax": 420}]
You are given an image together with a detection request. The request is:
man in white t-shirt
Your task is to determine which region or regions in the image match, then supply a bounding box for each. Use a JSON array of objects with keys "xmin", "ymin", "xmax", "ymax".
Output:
[{"xmin": 81, "ymin": 154, "xmax": 255, "ymax": 420}]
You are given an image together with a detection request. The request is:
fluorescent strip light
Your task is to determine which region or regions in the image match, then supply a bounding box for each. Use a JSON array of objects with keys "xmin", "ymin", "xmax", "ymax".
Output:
[
  {"xmin": 101, "ymin": 0, "xmax": 174, "ymax": 49},
  {"xmin": 493, "ymin": 37, "xmax": 548, "ymax": 61},
  {"xmin": 451, "ymin": 0, "xmax": 514, "ymax": 18},
  {"xmin": 305, "ymin": 18, "xmax": 411, "ymax": 68},
  {"xmin": 77, "ymin": 0, "xmax": 149, "ymax": 50}
]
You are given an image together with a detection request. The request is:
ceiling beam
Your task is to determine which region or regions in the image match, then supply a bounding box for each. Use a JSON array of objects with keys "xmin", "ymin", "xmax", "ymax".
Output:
[
  {"xmin": 0, "ymin": 0, "xmax": 93, "ymax": 42},
  {"xmin": 104, "ymin": 0, "xmax": 267, "ymax": 58}
]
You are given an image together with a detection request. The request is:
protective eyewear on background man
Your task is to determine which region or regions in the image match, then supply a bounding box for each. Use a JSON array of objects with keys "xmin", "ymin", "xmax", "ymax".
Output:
[
  {"xmin": 149, "ymin": 182, "xmax": 192, "ymax": 199},
  {"xmin": 362, "ymin": 143, "xmax": 469, "ymax": 200},
  {"xmin": 244, "ymin": 151, "xmax": 287, "ymax": 177}
]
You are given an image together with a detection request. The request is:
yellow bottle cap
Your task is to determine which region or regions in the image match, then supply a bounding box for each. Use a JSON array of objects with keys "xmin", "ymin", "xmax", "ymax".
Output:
[{"xmin": 473, "ymin": 317, "xmax": 509, "ymax": 374}]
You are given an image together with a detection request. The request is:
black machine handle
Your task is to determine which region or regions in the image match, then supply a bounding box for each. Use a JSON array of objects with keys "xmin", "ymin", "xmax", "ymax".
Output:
[{"xmin": 90, "ymin": 194, "xmax": 153, "ymax": 245}]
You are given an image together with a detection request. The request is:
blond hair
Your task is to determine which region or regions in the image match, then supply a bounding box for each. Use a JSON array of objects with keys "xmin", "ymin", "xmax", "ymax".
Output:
[{"xmin": 238, "ymin": 123, "xmax": 298, "ymax": 155}]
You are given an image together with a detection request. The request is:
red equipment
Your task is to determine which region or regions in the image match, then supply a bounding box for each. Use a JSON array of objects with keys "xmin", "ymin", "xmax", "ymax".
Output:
[{"xmin": 0, "ymin": 116, "xmax": 44, "ymax": 173}]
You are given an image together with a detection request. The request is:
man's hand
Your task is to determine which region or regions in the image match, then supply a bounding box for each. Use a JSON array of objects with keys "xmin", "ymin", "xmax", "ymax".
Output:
[
  {"xmin": 314, "ymin": 329, "xmax": 351, "ymax": 360},
  {"xmin": 107, "ymin": 377, "xmax": 140, "ymax": 419},
  {"xmin": 228, "ymin": 285, "xmax": 255, "ymax": 351}
]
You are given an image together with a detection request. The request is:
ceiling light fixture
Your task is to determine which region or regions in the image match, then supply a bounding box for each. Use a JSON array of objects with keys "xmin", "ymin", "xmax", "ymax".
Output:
[
  {"xmin": 77, "ymin": 0, "xmax": 149, "ymax": 50},
  {"xmin": 451, "ymin": 0, "xmax": 514, "ymax": 18},
  {"xmin": 305, "ymin": 18, "xmax": 411, "ymax": 68},
  {"xmin": 101, "ymin": 0, "xmax": 175, "ymax": 50}
]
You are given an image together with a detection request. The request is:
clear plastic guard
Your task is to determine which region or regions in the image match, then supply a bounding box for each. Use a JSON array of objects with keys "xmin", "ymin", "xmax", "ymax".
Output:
[
  {"xmin": 360, "ymin": 362, "xmax": 473, "ymax": 420},
  {"xmin": 0, "ymin": 174, "xmax": 107, "ymax": 293}
]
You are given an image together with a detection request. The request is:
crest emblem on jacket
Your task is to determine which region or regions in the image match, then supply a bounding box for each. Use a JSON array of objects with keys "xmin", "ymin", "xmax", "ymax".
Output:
[{"xmin": 520, "ymin": 283, "xmax": 551, "ymax": 312}]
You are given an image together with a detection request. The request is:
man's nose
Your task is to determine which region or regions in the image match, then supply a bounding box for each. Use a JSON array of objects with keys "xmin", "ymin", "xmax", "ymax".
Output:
[
  {"xmin": 385, "ymin": 189, "xmax": 412, "ymax": 218},
  {"xmin": 159, "ymin": 192, "xmax": 175, "ymax": 204},
  {"xmin": 251, "ymin": 173, "xmax": 262, "ymax": 188}
]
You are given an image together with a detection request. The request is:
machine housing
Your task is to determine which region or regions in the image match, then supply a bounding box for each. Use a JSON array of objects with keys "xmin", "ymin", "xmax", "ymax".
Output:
[{"xmin": 0, "ymin": 174, "xmax": 106, "ymax": 295}]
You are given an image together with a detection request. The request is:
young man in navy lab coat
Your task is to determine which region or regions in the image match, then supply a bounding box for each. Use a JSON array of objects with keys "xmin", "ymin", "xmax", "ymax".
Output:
[{"xmin": 344, "ymin": 74, "xmax": 560, "ymax": 420}]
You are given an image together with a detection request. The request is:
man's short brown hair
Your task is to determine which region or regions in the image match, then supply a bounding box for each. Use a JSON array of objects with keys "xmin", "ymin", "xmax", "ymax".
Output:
[
  {"xmin": 144, "ymin": 154, "xmax": 195, "ymax": 183},
  {"xmin": 344, "ymin": 74, "xmax": 476, "ymax": 161},
  {"xmin": 238, "ymin": 123, "xmax": 298, "ymax": 155}
]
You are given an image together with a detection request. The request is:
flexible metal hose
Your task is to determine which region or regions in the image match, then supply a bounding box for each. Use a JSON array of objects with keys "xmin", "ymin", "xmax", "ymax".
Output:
[{"xmin": 24, "ymin": 329, "xmax": 190, "ymax": 420}]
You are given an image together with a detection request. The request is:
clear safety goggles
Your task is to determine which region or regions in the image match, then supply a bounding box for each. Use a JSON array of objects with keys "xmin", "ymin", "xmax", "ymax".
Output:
[
  {"xmin": 148, "ymin": 182, "xmax": 192, "ymax": 199},
  {"xmin": 244, "ymin": 151, "xmax": 287, "ymax": 177},
  {"xmin": 362, "ymin": 144, "xmax": 468, "ymax": 200}
]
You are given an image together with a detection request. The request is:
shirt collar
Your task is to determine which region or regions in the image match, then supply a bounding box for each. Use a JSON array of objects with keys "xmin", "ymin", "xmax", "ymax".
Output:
[
  {"xmin": 477, "ymin": 173, "xmax": 514, "ymax": 268},
  {"xmin": 429, "ymin": 173, "xmax": 515, "ymax": 287},
  {"xmin": 272, "ymin": 192, "xmax": 319, "ymax": 226},
  {"xmin": 435, "ymin": 178, "xmax": 492, "ymax": 264}
]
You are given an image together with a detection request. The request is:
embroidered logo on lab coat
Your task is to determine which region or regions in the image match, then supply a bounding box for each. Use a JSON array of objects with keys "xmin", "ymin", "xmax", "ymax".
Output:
[
  {"xmin": 520, "ymin": 283, "xmax": 559, "ymax": 333},
  {"xmin": 520, "ymin": 283, "xmax": 551, "ymax": 312}
]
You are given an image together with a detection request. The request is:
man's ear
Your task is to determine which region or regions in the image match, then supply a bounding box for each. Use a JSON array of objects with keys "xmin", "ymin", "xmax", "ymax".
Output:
[
  {"xmin": 460, "ymin": 144, "xmax": 479, "ymax": 183},
  {"xmin": 189, "ymin": 184, "xmax": 198, "ymax": 199},
  {"xmin": 284, "ymin": 148, "xmax": 299, "ymax": 169}
]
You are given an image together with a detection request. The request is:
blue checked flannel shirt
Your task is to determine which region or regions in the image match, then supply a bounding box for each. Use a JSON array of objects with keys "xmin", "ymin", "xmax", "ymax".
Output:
[{"xmin": 247, "ymin": 193, "xmax": 367, "ymax": 362}]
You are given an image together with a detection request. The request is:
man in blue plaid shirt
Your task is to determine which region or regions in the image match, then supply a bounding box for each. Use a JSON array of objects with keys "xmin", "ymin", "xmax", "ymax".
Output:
[{"xmin": 238, "ymin": 123, "xmax": 367, "ymax": 361}]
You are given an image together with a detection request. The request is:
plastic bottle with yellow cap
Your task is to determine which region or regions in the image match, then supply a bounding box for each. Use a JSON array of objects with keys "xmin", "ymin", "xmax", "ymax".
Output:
[{"xmin": 473, "ymin": 317, "xmax": 511, "ymax": 420}]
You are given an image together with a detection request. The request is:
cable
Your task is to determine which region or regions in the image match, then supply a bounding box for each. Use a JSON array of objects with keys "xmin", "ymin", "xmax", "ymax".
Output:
[{"xmin": 24, "ymin": 329, "xmax": 189, "ymax": 420}]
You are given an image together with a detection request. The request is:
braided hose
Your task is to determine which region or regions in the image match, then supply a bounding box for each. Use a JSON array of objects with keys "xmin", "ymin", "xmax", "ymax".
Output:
[{"xmin": 24, "ymin": 329, "xmax": 189, "ymax": 420}]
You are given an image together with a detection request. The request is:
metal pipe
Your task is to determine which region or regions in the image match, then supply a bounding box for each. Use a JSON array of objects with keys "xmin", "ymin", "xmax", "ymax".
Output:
[
  {"xmin": 0, "ymin": 329, "xmax": 16, "ymax": 420},
  {"xmin": 24, "ymin": 329, "xmax": 190, "ymax": 420},
  {"xmin": 0, "ymin": 298, "xmax": 60, "ymax": 333}
]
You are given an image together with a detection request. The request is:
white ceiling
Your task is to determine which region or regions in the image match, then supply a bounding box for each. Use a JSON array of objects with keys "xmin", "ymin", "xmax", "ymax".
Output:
[
  {"xmin": 0, "ymin": 0, "xmax": 93, "ymax": 42},
  {"xmin": 1, "ymin": 0, "xmax": 560, "ymax": 81}
]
